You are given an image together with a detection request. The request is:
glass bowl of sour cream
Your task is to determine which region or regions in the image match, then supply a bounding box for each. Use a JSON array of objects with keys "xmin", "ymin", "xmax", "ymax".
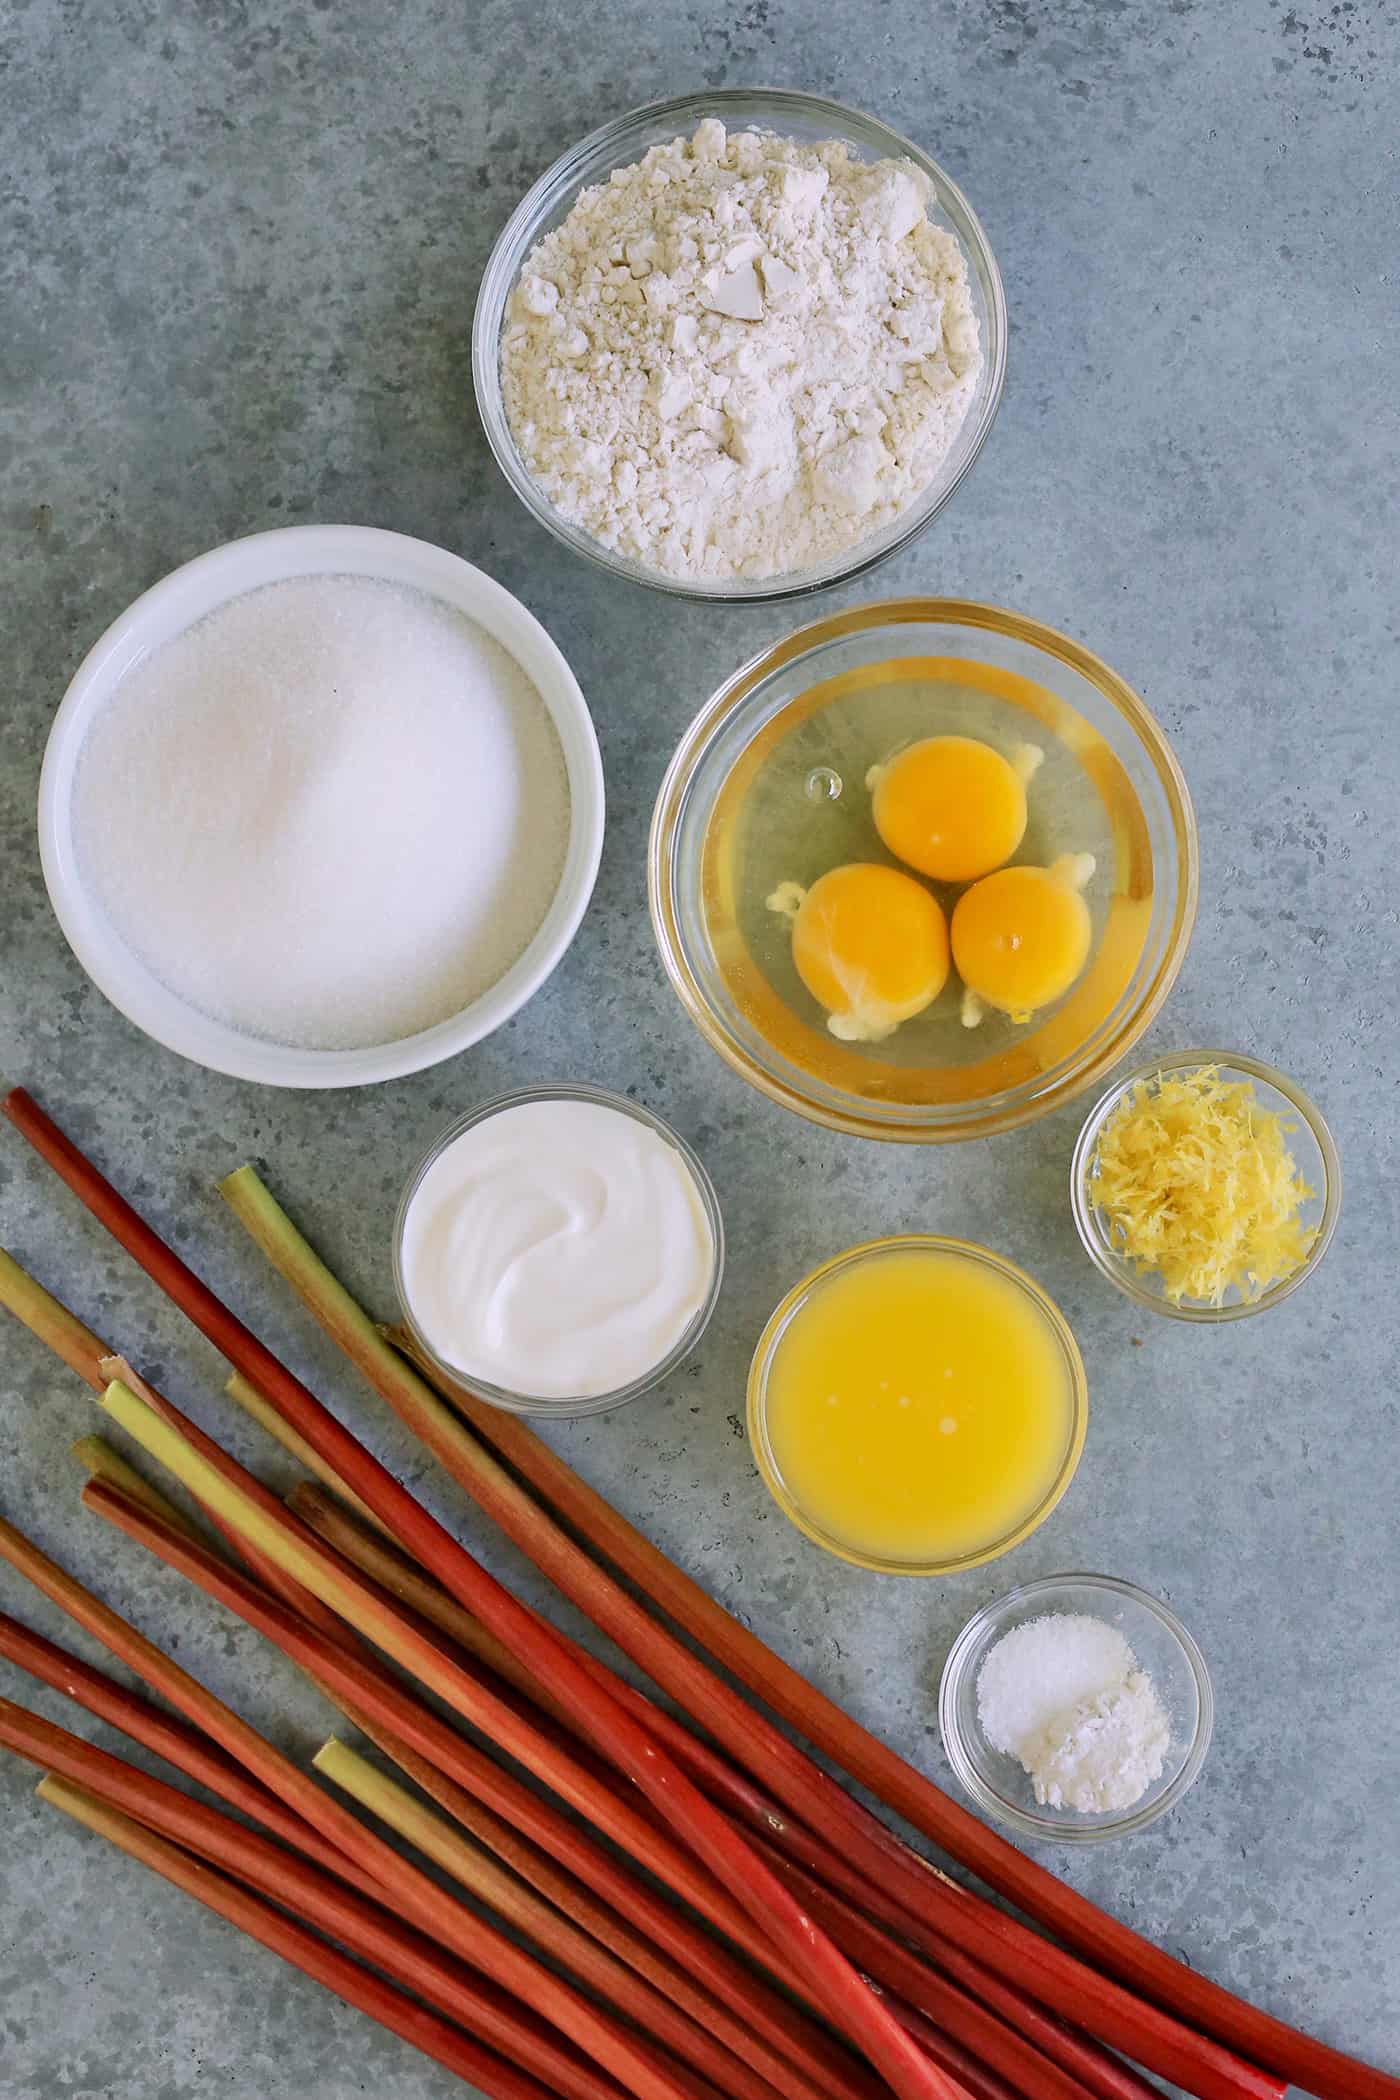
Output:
[{"xmin": 393, "ymin": 1084, "xmax": 725, "ymax": 1417}]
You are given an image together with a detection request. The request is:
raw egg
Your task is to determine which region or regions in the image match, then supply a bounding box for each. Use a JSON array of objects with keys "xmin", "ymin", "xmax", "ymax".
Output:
[
  {"xmin": 952, "ymin": 853, "xmax": 1096, "ymax": 1026},
  {"xmin": 769, "ymin": 863, "xmax": 949, "ymax": 1042},
  {"xmin": 867, "ymin": 736, "xmax": 1043, "ymax": 883}
]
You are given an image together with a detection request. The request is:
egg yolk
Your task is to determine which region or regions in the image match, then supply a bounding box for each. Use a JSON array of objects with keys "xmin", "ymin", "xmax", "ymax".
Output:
[
  {"xmin": 868, "ymin": 736, "xmax": 1042, "ymax": 883},
  {"xmin": 951, "ymin": 854, "xmax": 1095, "ymax": 1026},
  {"xmin": 772, "ymin": 863, "xmax": 949, "ymax": 1042}
]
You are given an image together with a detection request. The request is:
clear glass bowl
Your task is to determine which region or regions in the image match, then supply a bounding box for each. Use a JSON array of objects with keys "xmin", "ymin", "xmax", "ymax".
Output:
[
  {"xmin": 650, "ymin": 598, "xmax": 1199, "ymax": 1141},
  {"xmin": 393, "ymin": 1083, "xmax": 725, "ymax": 1418},
  {"xmin": 471, "ymin": 89, "xmax": 1006, "ymax": 601},
  {"xmin": 747, "ymin": 1235, "xmax": 1087, "ymax": 1575},
  {"xmin": 1071, "ymin": 1049, "xmax": 1342, "ymax": 1322},
  {"xmin": 939, "ymin": 1573, "xmax": 1214, "ymax": 1842}
]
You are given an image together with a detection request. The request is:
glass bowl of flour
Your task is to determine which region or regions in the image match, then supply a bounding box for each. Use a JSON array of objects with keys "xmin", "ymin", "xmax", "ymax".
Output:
[
  {"xmin": 473, "ymin": 90, "xmax": 1006, "ymax": 601},
  {"xmin": 939, "ymin": 1574, "xmax": 1214, "ymax": 1842}
]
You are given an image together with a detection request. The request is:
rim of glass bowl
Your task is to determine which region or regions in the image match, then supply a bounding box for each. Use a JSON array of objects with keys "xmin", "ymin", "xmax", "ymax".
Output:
[
  {"xmin": 392, "ymin": 1083, "xmax": 726, "ymax": 1419},
  {"xmin": 649, "ymin": 597, "xmax": 1200, "ymax": 1142},
  {"xmin": 747, "ymin": 1235, "xmax": 1088, "ymax": 1576},
  {"xmin": 938, "ymin": 1572, "xmax": 1215, "ymax": 1842},
  {"xmin": 471, "ymin": 89, "xmax": 1007, "ymax": 603},
  {"xmin": 1070, "ymin": 1047, "xmax": 1342, "ymax": 1323}
]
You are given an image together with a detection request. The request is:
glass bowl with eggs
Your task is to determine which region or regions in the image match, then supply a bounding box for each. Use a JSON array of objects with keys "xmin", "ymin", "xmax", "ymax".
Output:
[
  {"xmin": 472, "ymin": 89, "xmax": 1006, "ymax": 600},
  {"xmin": 649, "ymin": 598, "xmax": 1199, "ymax": 1142}
]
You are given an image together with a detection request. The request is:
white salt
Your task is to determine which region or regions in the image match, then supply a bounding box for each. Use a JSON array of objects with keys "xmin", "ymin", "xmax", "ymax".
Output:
[
  {"xmin": 976, "ymin": 1614, "xmax": 1135, "ymax": 1752},
  {"xmin": 73, "ymin": 576, "xmax": 571, "ymax": 1051}
]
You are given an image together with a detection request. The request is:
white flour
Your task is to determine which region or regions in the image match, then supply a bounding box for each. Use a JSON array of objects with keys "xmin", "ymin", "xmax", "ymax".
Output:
[
  {"xmin": 501, "ymin": 119, "xmax": 982, "ymax": 581},
  {"xmin": 74, "ymin": 576, "xmax": 570, "ymax": 1051},
  {"xmin": 976, "ymin": 1613, "xmax": 1172, "ymax": 1815}
]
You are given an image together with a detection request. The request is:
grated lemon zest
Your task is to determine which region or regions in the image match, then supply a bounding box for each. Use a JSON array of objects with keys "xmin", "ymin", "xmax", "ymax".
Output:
[{"xmin": 1090, "ymin": 1067, "xmax": 1317, "ymax": 1305}]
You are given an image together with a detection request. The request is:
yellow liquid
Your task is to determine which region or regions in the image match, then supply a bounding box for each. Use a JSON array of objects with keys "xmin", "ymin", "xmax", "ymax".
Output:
[{"xmin": 757, "ymin": 1245, "xmax": 1080, "ymax": 1568}]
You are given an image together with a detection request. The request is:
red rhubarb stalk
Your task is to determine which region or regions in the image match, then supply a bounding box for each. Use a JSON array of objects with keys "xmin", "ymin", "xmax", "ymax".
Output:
[
  {"xmin": 0, "ymin": 1090, "xmax": 965, "ymax": 2100},
  {"xmin": 386, "ymin": 1329, "xmax": 1355, "ymax": 2100},
  {"xmin": 0, "ymin": 1606, "xmax": 357, "ymax": 1882},
  {"xmin": 29, "ymin": 1762, "xmax": 618, "ymax": 2100},
  {"xmin": 0, "ymin": 1512, "xmax": 728, "ymax": 2100},
  {"xmin": 1, "ymin": 1702, "xmax": 628, "ymax": 2100},
  {"xmin": 333, "ymin": 1699, "xmax": 881, "ymax": 2100},
  {"xmin": 0, "ymin": 1094, "xmax": 1345, "ymax": 2098},
  {"xmin": 294, "ymin": 1485, "xmax": 1156, "ymax": 2100},
  {"xmin": 763, "ymin": 1842, "xmax": 1096, "ymax": 2100},
  {"xmin": 884, "ymin": 1999, "xmax": 1026, "ymax": 2100},
  {"xmin": 318, "ymin": 1732, "xmax": 846, "ymax": 2100},
  {"xmin": 83, "ymin": 1472, "xmax": 896, "ymax": 2100},
  {"xmin": 87, "ymin": 1419, "xmax": 800, "ymax": 1971},
  {"xmin": 207, "ymin": 1177, "xmax": 1278, "ymax": 2100}
]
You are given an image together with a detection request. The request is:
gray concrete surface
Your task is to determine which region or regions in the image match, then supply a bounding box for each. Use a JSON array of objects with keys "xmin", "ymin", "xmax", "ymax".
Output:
[{"xmin": 2, "ymin": 2, "xmax": 1397, "ymax": 2096}]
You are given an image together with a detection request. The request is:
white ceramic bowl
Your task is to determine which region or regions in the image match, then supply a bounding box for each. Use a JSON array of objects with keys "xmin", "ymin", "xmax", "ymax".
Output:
[{"xmin": 38, "ymin": 526, "xmax": 605, "ymax": 1088}]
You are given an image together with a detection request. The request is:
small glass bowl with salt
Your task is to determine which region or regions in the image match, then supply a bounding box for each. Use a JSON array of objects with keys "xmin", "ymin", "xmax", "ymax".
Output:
[{"xmin": 938, "ymin": 1573, "xmax": 1213, "ymax": 1843}]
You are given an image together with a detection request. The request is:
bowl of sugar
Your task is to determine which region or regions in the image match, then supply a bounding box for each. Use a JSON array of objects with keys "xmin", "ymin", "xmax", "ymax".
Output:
[{"xmin": 39, "ymin": 526, "xmax": 605, "ymax": 1086}]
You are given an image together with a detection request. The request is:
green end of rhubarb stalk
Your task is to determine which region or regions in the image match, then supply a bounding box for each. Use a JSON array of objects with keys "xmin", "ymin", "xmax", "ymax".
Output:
[
  {"xmin": 225, "ymin": 1368, "xmax": 388, "ymax": 1535},
  {"xmin": 70, "ymin": 1435, "xmax": 201, "ymax": 1546},
  {"xmin": 315, "ymin": 1735, "xmax": 503, "ymax": 1906},
  {"xmin": 100, "ymin": 1378, "xmax": 332, "ymax": 1607},
  {"xmin": 98, "ymin": 1379, "xmax": 435, "ymax": 1691},
  {"xmin": 216, "ymin": 1168, "xmax": 525, "ymax": 1528},
  {"xmin": 0, "ymin": 1250, "xmax": 109, "ymax": 1389},
  {"xmin": 218, "ymin": 1166, "xmax": 452, "ymax": 1430},
  {"xmin": 314, "ymin": 1736, "xmax": 447, "ymax": 1857}
]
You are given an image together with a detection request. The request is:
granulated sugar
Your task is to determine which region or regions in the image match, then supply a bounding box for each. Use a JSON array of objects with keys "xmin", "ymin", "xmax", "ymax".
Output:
[
  {"xmin": 73, "ymin": 575, "xmax": 570, "ymax": 1051},
  {"xmin": 501, "ymin": 120, "xmax": 982, "ymax": 582}
]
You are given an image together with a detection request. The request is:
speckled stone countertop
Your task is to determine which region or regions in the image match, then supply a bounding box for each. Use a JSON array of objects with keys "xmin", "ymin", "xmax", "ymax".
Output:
[{"xmin": 2, "ymin": 3, "xmax": 1397, "ymax": 2096}]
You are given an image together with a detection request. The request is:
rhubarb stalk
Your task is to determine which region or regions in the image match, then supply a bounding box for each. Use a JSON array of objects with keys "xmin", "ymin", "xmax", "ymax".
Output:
[
  {"xmin": 317, "ymin": 1734, "xmax": 829, "ymax": 2100},
  {"xmin": 34, "ymin": 1769, "xmax": 613, "ymax": 2100},
  {"xmin": 83, "ymin": 1474, "xmax": 874, "ymax": 2100},
  {"xmin": 213, "ymin": 1170, "xmax": 1276, "ymax": 2100},
  {"xmin": 395, "ymin": 1331, "xmax": 1359, "ymax": 2100},
  {"xmin": 0, "ymin": 1512, "xmax": 720, "ymax": 2100},
  {"xmin": 294, "ymin": 1484, "xmax": 1154, "ymax": 2100},
  {"xmin": 329, "ymin": 1697, "xmax": 882, "ymax": 2100},
  {"xmin": 4, "ymin": 1091, "xmax": 1371, "ymax": 2099},
  {"xmin": 225, "ymin": 1368, "xmax": 390, "ymax": 1534},
  {"xmin": 69, "ymin": 1433, "xmax": 201, "ymax": 1543},
  {"xmin": 0, "ymin": 1606, "xmax": 349, "ymax": 1877},
  {"xmin": 2, "ymin": 1091, "xmax": 967, "ymax": 2100},
  {"xmin": 0, "ymin": 1701, "xmax": 628, "ymax": 2100}
]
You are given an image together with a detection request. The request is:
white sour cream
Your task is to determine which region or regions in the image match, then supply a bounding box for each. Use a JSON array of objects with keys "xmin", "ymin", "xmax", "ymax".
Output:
[{"xmin": 398, "ymin": 1096, "xmax": 717, "ymax": 1402}]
